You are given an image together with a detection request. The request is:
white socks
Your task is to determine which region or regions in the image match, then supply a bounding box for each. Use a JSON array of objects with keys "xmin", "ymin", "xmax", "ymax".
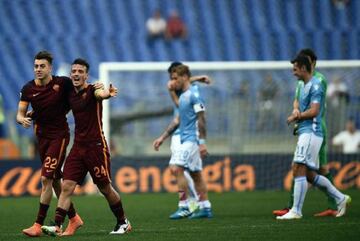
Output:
[
  {"xmin": 198, "ymin": 200, "xmax": 211, "ymax": 209},
  {"xmin": 313, "ymin": 175, "xmax": 345, "ymax": 204},
  {"xmin": 292, "ymin": 176, "xmax": 308, "ymax": 215},
  {"xmin": 184, "ymin": 171, "xmax": 198, "ymax": 200}
]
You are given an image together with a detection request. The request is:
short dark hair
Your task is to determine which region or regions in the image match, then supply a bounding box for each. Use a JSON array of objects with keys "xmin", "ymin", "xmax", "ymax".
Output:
[
  {"xmin": 291, "ymin": 54, "xmax": 312, "ymax": 73},
  {"xmin": 168, "ymin": 61, "xmax": 182, "ymax": 73},
  {"xmin": 298, "ymin": 48, "xmax": 317, "ymax": 63},
  {"xmin": 172, "ymin": 64, "xmax": 191, "ymax": 77},
  {"xmin": 34, "ymin": 51, "xmax": 53, "ymax": 65},
  {"xmin": 72, "ymin": 58, "xmax": 90, "ymax": 73}
]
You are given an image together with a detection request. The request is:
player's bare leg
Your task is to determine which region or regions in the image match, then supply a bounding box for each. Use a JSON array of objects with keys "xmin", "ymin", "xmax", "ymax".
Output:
[
  {"xmin": 41, "ymin": 180, "xmax": 83, "ymax": 236},
  {"xmin": 58, "ymin": 180, "xmax": 84, "ymax": 236},
  {"xmin": 188, "ymin": 171, "xmax": 213, "ymax": 219},
  {"xmin": 184, "ymin": 170, "xmax": 199, "ymax": 212},
  {"xmin": 169, "ymin": 165, "xmax": 192, "ymax": 219}
]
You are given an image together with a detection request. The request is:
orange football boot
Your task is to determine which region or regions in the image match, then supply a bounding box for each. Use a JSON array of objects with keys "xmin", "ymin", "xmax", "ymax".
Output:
[
  {"xmin": 62, "ymin": 214, "xmax": 84, "ymax": 236},
  {"xmin": 22, "ymin": 223, "xmax": 42, "ymax": 237},
  {"xmin": 272, "ymin": 208, "xmax": 290, "ymax": 216},
  {"xmin": 314, "ymin": 209, "xmax": 338, "ymax": 217}
]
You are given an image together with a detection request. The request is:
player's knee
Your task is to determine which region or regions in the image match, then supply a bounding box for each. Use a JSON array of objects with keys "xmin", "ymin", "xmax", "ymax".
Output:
[
  {"xmin": 319, "ymin": 166, "xmax": 329, "ymax": 175},
  {"xmin": 61, "ymin": 181, "xmax": 76, "ymax": 195},
  {"xmin": 306, "ymin": 171, "xmax": 316, "ymax": 183},
  {"xmin": 97, "ymin": 183, "xmax": 111, "ymax": 196},
  {"xmin": 190, "ymin": 171, "xmax": 201, "ymax": 181},
  {"xmin": 170, "ymin": 166, "xmax": 183, "ymax": 176},
  {"xmin": 292, "ymin": 163, "xmax": 306, "ymax": 177},
  {"xmin": 41, "ymin": 176, "xmax": 53, "ymax": 186}
]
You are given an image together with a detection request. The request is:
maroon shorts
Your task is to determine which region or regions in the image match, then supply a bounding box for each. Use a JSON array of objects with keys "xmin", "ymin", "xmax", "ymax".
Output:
[
  {"xmin": 63, "ymin": 141, "xmax": 111, "ymax": 185},
  {"xmin": 38, "ymin": 136, "xmax": 70, "ymax": 179}
]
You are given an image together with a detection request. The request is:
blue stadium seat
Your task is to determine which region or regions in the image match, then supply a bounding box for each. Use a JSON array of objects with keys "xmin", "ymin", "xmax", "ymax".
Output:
[
  {"xmin": 0, "ymin": 0, "xmax": 360, "ymax": 115},
  {"xmin": 350, "ymin": 0, "xmax": 360, "ymax": 29},
  {"xmin": 283, "ymin": 0, "xmax": 300, "ymax": 31},
  {"xmin": 329, "ymin": 31, "xmax": 342, "ymax": 59},
  {"xmin": 265, "ymin": 0, "xmax": 285, "ymax": 32},
  {"xmin": 311, "ymin": 30, "xmax": 326, "ymax": 59},
  {"xmin": 347, "ymin": 30, "xmax": 359, "ymax": 59},
  {"xmin": 271, "ymin": 31, "xmax": 289, "ymax": 60},
  {"xmin": 214, "ymin": 0, "xmax": 239, "ymax": 60},
  {"xmin": 317, "ymin": 0, "xmax": 333, "ymax": 30},
  {"xmin": 333, "ymin": 4, "xmax": 351, "ymax": 30},
  {"xmin": 300, "ymin": 0, "xmax": 316, "ymax": 31}
]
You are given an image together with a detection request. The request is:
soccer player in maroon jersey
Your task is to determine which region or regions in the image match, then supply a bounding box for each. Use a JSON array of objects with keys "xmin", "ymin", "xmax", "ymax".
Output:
[
  {"xmin": 41, "ymin": 58, "xmax": 131, "ymax": 236},
  {"xmin": 16, "ymin": 51, "xmax": 83, "ymax": 237}
]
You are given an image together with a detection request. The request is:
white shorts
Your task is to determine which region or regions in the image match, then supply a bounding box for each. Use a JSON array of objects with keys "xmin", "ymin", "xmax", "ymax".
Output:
[
  {"xmin": 293, "ymin": 132, "xmax": 323, "ymax": 170},
  {"xmin": 169, "ymin": 136, "xmax": 202, "ymax": 172}
]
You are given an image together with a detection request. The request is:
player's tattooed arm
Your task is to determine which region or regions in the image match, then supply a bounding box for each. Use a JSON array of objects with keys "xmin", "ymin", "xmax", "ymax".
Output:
[
  {"xmin": 197, "ymin": 111, "xmax": 208, "ymax": 159},
  {"xmin": 16, "ymin": 101, "xmax": 32, "ymax": 128},
  {"xmin": 153, "ymin": 116, "xmax": 180, "ymax": 151},
  {"xmin": 197, "ymin": 111, "xmax": 207, "ymax": 140}
]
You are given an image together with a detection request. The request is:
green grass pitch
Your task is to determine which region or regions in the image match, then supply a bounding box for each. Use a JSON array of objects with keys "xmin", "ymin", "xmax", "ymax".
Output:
[{"xmin": 0, "ymin": 190, "xmax": 359, "ymax": 241}]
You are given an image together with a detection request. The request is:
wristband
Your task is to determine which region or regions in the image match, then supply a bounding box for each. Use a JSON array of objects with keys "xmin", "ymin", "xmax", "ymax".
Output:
[{"xmin": 199, "ymin": 139, "xmax": 206, "ymax": 145}]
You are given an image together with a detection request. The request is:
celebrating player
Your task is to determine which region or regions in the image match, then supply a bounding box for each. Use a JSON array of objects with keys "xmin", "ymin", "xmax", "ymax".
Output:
[
  {"xmin": 17, "ymin": 51, "xmax": 83, "ymax": 237},
  {"xmin": 153, "ymin": 64, "xmax": 213, "ymax": 219},
  {"xmin": 273, "ymin": 49, "xmax": 338, "ymax": 217},
  {"xmin": 41, "ymin": 58, "xmax": 131, "ymax": 236},
  {"xmin": 277, "ymin": 54, "xmax": 351, "ymax": 220}
]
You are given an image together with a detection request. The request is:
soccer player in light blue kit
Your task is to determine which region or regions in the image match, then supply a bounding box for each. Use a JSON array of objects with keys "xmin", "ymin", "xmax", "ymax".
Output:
[
  {"xmin": 166, "ymin": 62, "xmax": 211, "ymax": 213},
  {"xmin": 153, "ymin": 64, "xmax": 212, "ymax": 219},
  {"xmin": 277, "ymin": 54, "xmax": 351, "ymax": 220}
]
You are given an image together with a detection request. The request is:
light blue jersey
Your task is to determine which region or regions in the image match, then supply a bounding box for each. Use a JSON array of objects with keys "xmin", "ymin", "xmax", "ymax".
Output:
[
  {"xmin": 297, "ymin": 76, "xmax": 324, "ymax": 137},
  {"xmin": 178, "ymin": 85, "xmax": 205, "ymax": 143},
  {"xmin": 172, "ymin": 84, "xmax": 196, "ymax": 136}
]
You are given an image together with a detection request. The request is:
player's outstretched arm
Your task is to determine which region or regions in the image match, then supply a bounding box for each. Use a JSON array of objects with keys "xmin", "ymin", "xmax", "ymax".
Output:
[
  {"xmin": 153, "ymin": 116, "xmax": 180, "ymax": 151},
  {"xmin": 16, "ymin": 101, "xmax": 32, "ymax": 128},
  {"xmin": 190, "ymin": 75, "xmax": 212, "ymax": 84},
  {"xmin": 95, "ymin": 83, "xmax": 118, "ymax": 100},
  {"xmin": 93, "ymin": 81, "xmax": 104, "ymax": 90}
]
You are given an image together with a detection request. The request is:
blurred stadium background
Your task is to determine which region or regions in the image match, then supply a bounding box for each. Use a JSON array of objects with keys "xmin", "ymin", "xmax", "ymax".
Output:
[{"xmin": 0, "ymin": 0, "xmax": 359, "ymax": 196}]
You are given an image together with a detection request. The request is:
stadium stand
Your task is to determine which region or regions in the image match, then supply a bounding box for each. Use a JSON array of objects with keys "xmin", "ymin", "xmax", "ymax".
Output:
[
  {"xmin": 0, "ymin": 0, "xmax": 359, "ymax": 111},
  {"xmin": 0, "ymin": 0, "xmax": 359, "ymax": 147}
]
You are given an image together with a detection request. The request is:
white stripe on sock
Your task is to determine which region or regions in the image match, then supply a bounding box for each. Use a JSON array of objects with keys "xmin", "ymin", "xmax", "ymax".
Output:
[
  {"xmin": 293, "ymin": 176, "xmax": 307, "ymax": 215},
  {"xmin": 313, "ymin": 175, "xmax": 344, "ymax": 204}
]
